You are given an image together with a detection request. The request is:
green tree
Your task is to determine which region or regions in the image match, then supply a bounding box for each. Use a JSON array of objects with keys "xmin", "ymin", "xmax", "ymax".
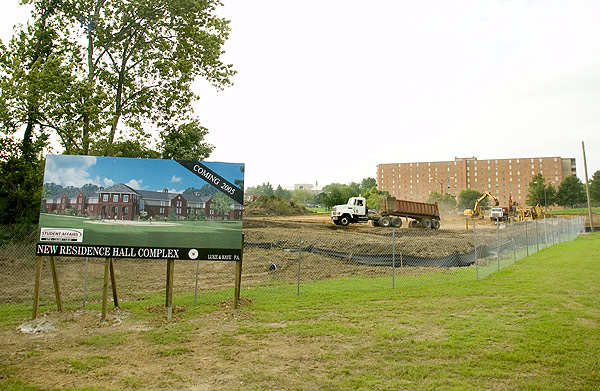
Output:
[
  {"xmin": 589, "ymin": 170, "xmax": 600, "ymax": 206},
  {"xmin": 556, "ymin": 175, "xmax": 586, "ymax": 208},
  {"xmin": 292, "ymin": 189, "xmax": 314, "ymax": 206},
  {"xmin": 0, "ymin": 0, "xmax": 234, "ymax": 224},
  {"xmin": 364, "ymin": 187, "xmax": 390, "ymax": 211},
  {"xmin": 212, "ymin": 193, "xmax": 232, "ymax": 221},
  {"xmin": 65, "ymin": 0, "xmax": 235, "ymax": 155},
  {"xmin": 321, "ymin": 183, "xmax": 360, "ymax": 209},
  {"xmin": 458, "ymin": 189, "xmax": 487, "ymax": 211},
  {"xmin": 526, "ymin": 173, "xmax": 556, "ymax": 207},
  {"xmin": 274, "ymin": 185, "xmax": 292, "ymax": 201},
  {"xmin": 2, "ymin": 0, "xmax": 234, "ymax": 157},
  {"xmin": 246, "ymin": 183, "xmax": 274, "ymax": 197},
  {"xmin": 360, "ymin": 177, "xmax": 377, "ymax": 194},
  {"xmin": 427, "ymin": 191, "xmax": 457, "ymax": 212}
]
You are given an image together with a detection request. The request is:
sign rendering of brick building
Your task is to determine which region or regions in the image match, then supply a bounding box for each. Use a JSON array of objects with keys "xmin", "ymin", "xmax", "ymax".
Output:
[{"xmin": 43, "ymin": 183, "xmax": 242, "ymax": 221}]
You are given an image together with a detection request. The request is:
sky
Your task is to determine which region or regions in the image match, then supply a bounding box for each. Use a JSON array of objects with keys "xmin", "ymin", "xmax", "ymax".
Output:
[
  {"xmin": 43, "ymin": 155, "xmax": 245, "ymax": 195},
  {"xmin": 2, "ymin": 0, "xmax": 599, "ymax": 189}
]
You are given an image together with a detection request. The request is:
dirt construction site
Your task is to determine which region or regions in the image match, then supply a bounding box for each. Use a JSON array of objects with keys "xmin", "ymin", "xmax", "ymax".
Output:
[{"xmin": 0, "ymin": 213, "xmax": 514, "ymax": 306}]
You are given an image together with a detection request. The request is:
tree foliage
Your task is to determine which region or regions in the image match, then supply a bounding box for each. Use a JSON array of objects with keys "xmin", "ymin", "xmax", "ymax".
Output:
[
  {"xmin": 364, "ymin": 187, "xmax": 390, "ymax": 211},
  {"xmin": 457, "ymin": 189, "xmax": 487, "ymax": 211},
  {"xmin": 292, "ymin": 189, "xmax": 314, "ymax": 206},
  {"xmin": 556, "ymin": 175, "xmax": 587, "ymax": 208},
  {"xmin": 319, "ymin": 183, "xmax": 360, "ymax": 209},
  {"xmin": 427, "ymin": 191, "xmax": 457, "ymax": 212},
  {"xmin": 211, "ymin": 192, "xmax": 232, "ymax": 221},
  {"xmin": 273, "ymin": 185, "xmax": 292, "ymax": 201},
  {"xmin": 589, "ymin": 171, "xmax": 600, "ymax": 206},
  {"xmin": 0, "ymin": 0, "xmax": 235, "ymax": 224},
  {"xmin": 246, "ymin": 183, "xmax": 274, "ymax": 197},
  {"xmin": 360, "ymin": 177, "xmax": 377, "ymax": 193},
  {"xmin": 526, "ymin": 173, "xmax": 556, "ymax": 207},
  {"xmin": 245, "ymin": 195, "xmax": 307, "ymax": 216}
]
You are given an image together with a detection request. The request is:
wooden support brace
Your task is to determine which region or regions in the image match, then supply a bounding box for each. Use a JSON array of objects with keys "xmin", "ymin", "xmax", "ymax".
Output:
[
  {"xmin": 49, "ymin": 256, "xmax": 63, "ymax": 312},
  {"xmin": 234, "ymin": 233, "xmax": 244, "ymax": 309},
  {"xmin": 109, "ymin": 257, "xmax": 119, "ymax": 308},
  {"xmin": 166, "ymin": 259, "xmax": 175, "ymax": 321},
  {"xmin": 32, "ymin": 256, "xmax": 43, "ymax": 320},
  {"xmin": 101, "ymin": 257, "xmax": 110, "ymax": 321}
]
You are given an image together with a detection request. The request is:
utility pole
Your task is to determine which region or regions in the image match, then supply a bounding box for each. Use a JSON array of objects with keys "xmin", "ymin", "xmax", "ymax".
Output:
[{"xmin": 582, "ymin": 141, "xmax": 594, "ymax": 233}]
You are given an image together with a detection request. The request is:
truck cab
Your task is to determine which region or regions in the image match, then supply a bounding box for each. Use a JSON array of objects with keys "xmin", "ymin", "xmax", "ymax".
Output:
[
  {"xmin": 331, "ymin": 197, "xmax": 368, "ymax": 226},
  {"xmin": 490, "ymin": 207, "xmax": 508, "ymax": 221}
]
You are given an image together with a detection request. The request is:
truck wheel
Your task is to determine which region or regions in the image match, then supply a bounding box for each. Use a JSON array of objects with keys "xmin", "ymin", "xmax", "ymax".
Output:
[
  {"xmin": 379, "ymin": 216, "xmax": 392, "ymax": 227},
  {"xmin": 392, "ymin": 217, "xmax": 402, "ymax": 228},
  {"xmin": 333, "ymin": 220, "xmax": 341, "ymax": 226},
  {"xmin": 372, "ymin": 220, "xmax": 380, "ymax": 227},
  {"xmin": 339, "ymin": 215, "xmax": 351, "ymax": 226},
  {"xmin": 421, "ymin": 218, "xmax": 432, "ymax": 229},
  {"xmin": 409, "ymin": 220, "xmax": 419, "ymax": 229},
  {"xmin": 432, "ymin": 219, "xmax": 440, "ymax": 229}
]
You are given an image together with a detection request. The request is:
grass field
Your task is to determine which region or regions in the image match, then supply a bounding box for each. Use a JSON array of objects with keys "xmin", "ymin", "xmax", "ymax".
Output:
[
  {"xmin": 547, "ymin": 207, "xmax": 600, "ymax": 215},
  {"xmin": 38, "ymin": 213, "xmax": 243, "ymax": 248},
  {"xmin": 0, "ymin": 233, "xmax": 598, "ymax": 390}
]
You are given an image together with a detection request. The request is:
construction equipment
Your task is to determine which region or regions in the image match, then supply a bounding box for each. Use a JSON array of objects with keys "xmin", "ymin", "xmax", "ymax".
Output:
[
  {"xmin": 464, "ymin": 191, "xmax": 499, "ymax": 218},
  {"xmin": 490, "ymin": 207, "xmax": 509, "ymax": 221},
  {"xmin": 331, "ymin": 196, "xmax": 441, "ymax": 229}
]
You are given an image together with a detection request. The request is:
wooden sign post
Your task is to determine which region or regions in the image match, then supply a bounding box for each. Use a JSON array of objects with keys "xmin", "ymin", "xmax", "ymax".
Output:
[
  {"xmin": 32, "ymin": 256, "xmax": 62, "ymax": 319},
  {"xmin": 33, "ymin": 256, "xmax": 118, "ymax": 321},
  {"xmin": 233, "ymin": 233, "xmax": 245, "ymax": 309},
  {"xmin": 166, "ymin": 259, "xmax": 175, "ymax": 320}
]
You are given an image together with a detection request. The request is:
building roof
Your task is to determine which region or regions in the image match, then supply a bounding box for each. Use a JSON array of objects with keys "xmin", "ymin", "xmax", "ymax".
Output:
[{"xmin": 99, "ymin": 183, "xmax": 140, "ymax": 195}]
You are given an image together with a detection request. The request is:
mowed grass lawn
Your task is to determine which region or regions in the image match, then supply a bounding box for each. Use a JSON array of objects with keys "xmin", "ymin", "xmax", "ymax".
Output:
[
  {"xmin": 1, "ymin": 233, "xmax": 599, "ymax": 390},
  {"xmin": 38, "ymin": 213, "xmax": 242, "ymax": 248}
]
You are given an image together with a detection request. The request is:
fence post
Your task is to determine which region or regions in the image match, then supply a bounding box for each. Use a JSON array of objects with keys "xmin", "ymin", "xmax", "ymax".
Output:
[
  {"xmin": 544, "ymin": 215, "xmax": 548, "ymax": 248},
  {"xmin": 535, "ymin": 219, "xmax": 539, "ymax": 253},
  {"xmin": 552, "ymin": 217, "xmax": 556, "ymax": 245},
  {"xmin": 496, "ymin": 218, "xmax": 500, "ymax": 271},
  {"xmin": 473, "ymin": 220, "xmax": 478, "ymax": 281},
  {"xmin": 512, "ymin": 219, "xmax": 516, "ymax": 263},
  {"xmin": 392, "ymin": 228, "xmax": 396, "ymax": 289},
  {"xmin": 297, "ymin": 238, "xmax": 302, "ymax": 297},
  {"xmin": 525, "ymin": 221, "xmax": 529, "ymax": 257}
]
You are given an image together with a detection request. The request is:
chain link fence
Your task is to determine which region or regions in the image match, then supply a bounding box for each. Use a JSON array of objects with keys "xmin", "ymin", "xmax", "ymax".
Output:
[{"xmin": 0, "ymin": 216, "xmax": 585, "ymax": 311}]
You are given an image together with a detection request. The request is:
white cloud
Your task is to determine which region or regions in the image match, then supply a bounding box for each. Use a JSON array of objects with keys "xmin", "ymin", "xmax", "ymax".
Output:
[
  {"xmin": 126, "ymin": 179, "xmax": 145, "ymax": 190},
  {"xmin": 171, "ymin": 175, "xmax": 182, "ymax": 183},
  {"xmin": 43, "ymin": 155, "xmax": 100, "ymax": 187},
  {"xmin": 103, "ymin": 178, "xmax": 115, "ymax": 187}
]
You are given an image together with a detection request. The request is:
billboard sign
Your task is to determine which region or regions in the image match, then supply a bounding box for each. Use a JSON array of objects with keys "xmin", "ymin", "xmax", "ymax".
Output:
[{"xmin": 36, "ymin": 155, "xmax": 244, "ymax": 260}]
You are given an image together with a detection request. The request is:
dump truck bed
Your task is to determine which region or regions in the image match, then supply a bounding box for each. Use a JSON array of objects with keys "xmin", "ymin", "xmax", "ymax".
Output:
[{"xmin": 380, "ymin": 197, "xmax": 440, "ymax": 218}]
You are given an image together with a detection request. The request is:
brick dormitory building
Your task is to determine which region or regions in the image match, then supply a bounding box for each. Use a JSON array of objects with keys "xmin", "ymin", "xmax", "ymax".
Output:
[
  {"xmin": 42, "ymin": 183, "xmax": 243, "ymax": 221},
  {"xmin": 377, "ymin": 156, "xmax": 577, "ymax": 206}
]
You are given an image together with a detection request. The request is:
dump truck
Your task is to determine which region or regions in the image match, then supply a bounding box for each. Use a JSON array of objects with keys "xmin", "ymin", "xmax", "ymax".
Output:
[{"xmin": 331, "ymin": 196, "xmax": 441, "ymax": 229}]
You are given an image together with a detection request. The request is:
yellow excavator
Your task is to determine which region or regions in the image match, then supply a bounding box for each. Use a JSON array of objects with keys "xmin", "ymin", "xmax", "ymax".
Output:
[
  {"xmin": 464, "ymin": 191, "xmax": 500, "ymax": 218},
  {"xmin": 509, "ymin": 192, "xmax": 547, "ymax": 221}
]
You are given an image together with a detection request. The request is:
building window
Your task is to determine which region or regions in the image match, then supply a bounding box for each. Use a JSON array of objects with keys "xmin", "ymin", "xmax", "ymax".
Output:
[
  {"xmin": 160, "ymin": 207, "xmax": 164, "ymax": 213},
  {"xmin": 103, "ymin": 194, "xmax": 108, "ymax": 202},
  {"xmin": 123, "ymin": 195, "xmax": 129, "ymax": 202},
  {"xmin": 113, "ymin": 194, "xmax": 119, "ymax": 202}
]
